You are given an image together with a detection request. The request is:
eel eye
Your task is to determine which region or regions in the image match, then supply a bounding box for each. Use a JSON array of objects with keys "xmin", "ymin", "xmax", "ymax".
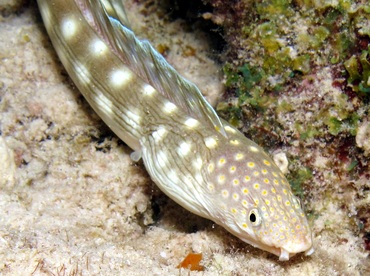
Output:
[{"xmin": 249, "ymin": 209, "xmax": 262, "ymax": 226}]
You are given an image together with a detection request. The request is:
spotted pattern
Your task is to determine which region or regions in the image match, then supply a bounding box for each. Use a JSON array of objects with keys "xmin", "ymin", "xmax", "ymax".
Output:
[
  {"xmin": 61, "ymin": 17, "xmax": 78, "ymax": 39},
  {"xmin": 152, "ymin": 126, "xmax": 167, "ymax": 142},
  {"xmin": 184, "ymin": 118, "xmax": 199, "ymax": 128},
  {"xmin": 38, "ymin": 0, "xmax": 313, "ymax": 262},
  {"xmin": 208, "ymin": 139, "xmax": 312, "ymax": 260},
  {"xmin": 110, "ymin": 68, "xmax": 133, "ymax": 87},
  {"xmin": 163, "ymin": 101, "xmax": 177, "ymax": 113},
  {"xmin": 90, "ymin": 39, "xmax": 108, "ymax": 55},
  {"xmin": 204, "ymin": 136, "xmax": 218, "ymax": 149},
  {"xmin": 143, "ymin": 84, "xmax": 156, "ymax": 96},
  {"xmin": 178, "ymin": 141, "xmax": 191, "ymax": 156}
]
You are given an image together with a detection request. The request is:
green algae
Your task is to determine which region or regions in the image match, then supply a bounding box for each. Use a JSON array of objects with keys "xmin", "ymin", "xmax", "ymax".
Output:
[
  {"xmin": 222, "ymin": 3, "xmax": 344, "ymax": 130},
  {"xmin": 236, "ymin": 64, "xmax": 264, "ymax": 92},
  {"xmin": 276, "ymin": 100, "xmax": 294, "ymax": 113},
  {"xmin": 222, "ymin": 0, "xmax": 370, "ymax": 98},
  {"xmin": 326, "ymin": 113, "xmax": 359, "ymax": 136},
  {"xmin": 218, "ymin": 63, "xmax": 270, "ymax": 126},
  {"xmin": 292, "ymin": 54, "xmax": 311, "ymax": 74},
  {"xmin": 345, "ymin": 45, "xmax": 370, "ymax": 94},
  {"xmin": 292, "ymin": 94, "xmax": 359, "ymax": 139},
  {"xmin": 256, "ymin": 0, "xmax": 294, "ymax": 18},
  {"xmin": 220, "ymin": 0, "xmax": 369, "ymax": 140},
  {"xmin": 216, "ymin": 101, "xmax": 242, "ymax": 127},
  {"xmin": 346, "ymin": 159, "xmax": 358, "ymax": 172},
  {"xmin": 296, "ymin": 0, "xmax": 352, "ymax": 10},
  {"xmin": 298, "ymin": 124, "xmax": 320, "ymax": 140},
  {"xmin": 288, "ymin": 166, "xmax": 313, "ymax": 197}
]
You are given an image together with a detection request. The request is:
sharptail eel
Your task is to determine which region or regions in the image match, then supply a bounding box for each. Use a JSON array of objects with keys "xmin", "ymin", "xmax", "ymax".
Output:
[{"xmin": 37, "ymin": 0, "xmax": 313, "ymax": 261}]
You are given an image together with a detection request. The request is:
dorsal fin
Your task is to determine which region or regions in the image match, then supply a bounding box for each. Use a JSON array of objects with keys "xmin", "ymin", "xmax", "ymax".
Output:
[
  {"xmin": 100, "ymin": 0, "xmax": 131, "ymax": 28},
  {"xmin": 79, "ymin": 0, "xmax": 227, "ymax": 137}
]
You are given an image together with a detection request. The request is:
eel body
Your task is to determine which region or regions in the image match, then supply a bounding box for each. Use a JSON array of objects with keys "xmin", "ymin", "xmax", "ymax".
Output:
[{"xmin": 37, "ymin": 0, "xmax": 313, "ymax": 261}]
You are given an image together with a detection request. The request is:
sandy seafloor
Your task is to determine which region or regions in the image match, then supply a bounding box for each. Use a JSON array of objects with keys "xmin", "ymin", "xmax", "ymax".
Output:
[{"xmin": 0, "ymin": 0, "xmax": 369, "ymax": 275}]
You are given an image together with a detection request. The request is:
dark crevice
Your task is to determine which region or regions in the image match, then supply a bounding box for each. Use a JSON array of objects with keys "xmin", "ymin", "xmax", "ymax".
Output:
[{"xmin": 158, "ymin": 0, "xmax": 226, "ymax": 58}]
